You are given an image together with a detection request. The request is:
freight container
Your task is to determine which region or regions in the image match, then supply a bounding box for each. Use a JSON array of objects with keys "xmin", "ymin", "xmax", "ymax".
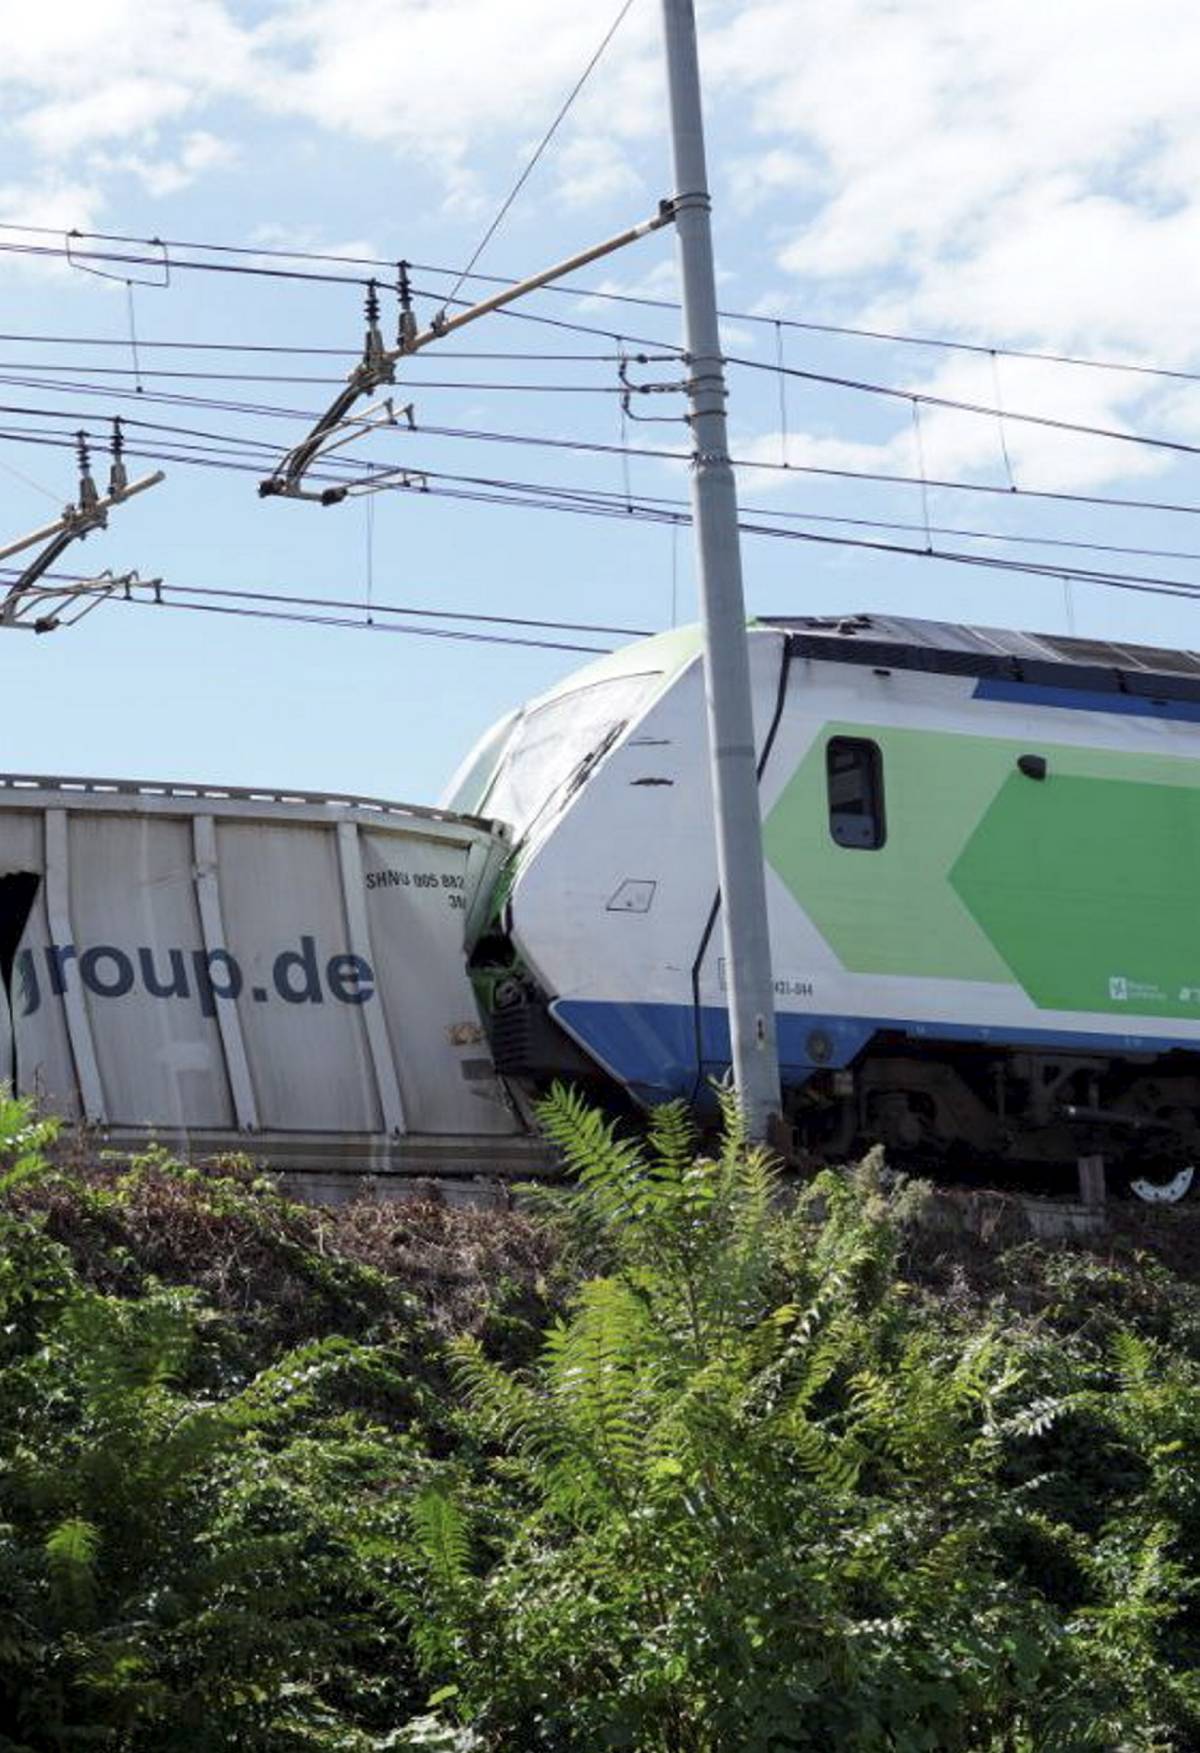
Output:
[{"xmin": 0, "ymin": 774, "xmax": 542, "ymax": 1184}]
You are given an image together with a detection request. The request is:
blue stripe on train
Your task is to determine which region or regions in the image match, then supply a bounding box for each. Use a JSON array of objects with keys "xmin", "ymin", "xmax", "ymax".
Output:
[
  {"xmin": 551, "ymin": 998, "xmax": 1200, "ymax": 1105},
  {"xmin": 973, "ymin": 679, "xmax": 1200, "ymax": 722}
]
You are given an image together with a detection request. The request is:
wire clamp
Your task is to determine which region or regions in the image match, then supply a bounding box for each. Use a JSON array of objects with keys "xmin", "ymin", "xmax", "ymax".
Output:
[
  {"xmin": 618, "ymin": 357, "xmax": 689, "ymax": 424},
  {"xmin": 64, "ymin": 230, "xmax": 171, "ymax": 287}
]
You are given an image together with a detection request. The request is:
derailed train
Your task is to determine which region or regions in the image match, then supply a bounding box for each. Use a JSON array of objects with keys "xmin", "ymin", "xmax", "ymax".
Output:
[
  {"xmin": 447, "ymin": 614, "xmax": 1200, "ymax": 1202},
  {"xmin": 5, "ymin": 612, "xmax": 1200, "ymax": 1200}
]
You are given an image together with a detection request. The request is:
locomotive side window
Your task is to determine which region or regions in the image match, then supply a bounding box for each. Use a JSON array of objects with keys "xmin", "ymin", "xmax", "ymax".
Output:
[{"xmin": 826, "ymin": 737, "xmax": 886, "ymax": 849}]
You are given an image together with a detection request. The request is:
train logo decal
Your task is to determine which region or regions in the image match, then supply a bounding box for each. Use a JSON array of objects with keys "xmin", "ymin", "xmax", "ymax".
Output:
[{"xmin": 16, "ymin": 936, "xmax": 376, "ymax": 1017}]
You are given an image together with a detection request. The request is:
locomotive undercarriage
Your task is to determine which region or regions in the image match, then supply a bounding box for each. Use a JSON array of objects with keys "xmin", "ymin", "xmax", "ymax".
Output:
[
  {"xmin": 791, "ymin": 1041, "xmax": 1200, "ymax": 1198},
  {"xmin": 478, "ymin": 943, "xmax": 1200, "ymax": 1200}
]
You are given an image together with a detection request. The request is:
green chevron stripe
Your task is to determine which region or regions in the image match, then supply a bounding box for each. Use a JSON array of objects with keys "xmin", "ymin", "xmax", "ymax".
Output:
[{"xmin": 764, "ymin": 722, "xmax": 1200, "ymax": 1018}]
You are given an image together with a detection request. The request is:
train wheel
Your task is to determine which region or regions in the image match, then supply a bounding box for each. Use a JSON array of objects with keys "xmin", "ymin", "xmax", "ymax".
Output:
[{"xmin": 1126, "ymin": 1162, "xmax": 1196, "ymax": 1205}]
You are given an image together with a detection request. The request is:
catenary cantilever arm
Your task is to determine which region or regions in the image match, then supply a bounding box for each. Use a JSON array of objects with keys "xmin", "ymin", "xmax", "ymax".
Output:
[
  {"xmin": 1, "ymin": 470, "xmax": 164, "ymax": 626},
  {"xmin": 257, "ymin": 202, "xmax": 676, "ymax": 502}
]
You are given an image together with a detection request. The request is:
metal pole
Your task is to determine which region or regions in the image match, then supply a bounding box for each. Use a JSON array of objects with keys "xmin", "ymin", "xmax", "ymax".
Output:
[{"xmin": 660, "ymin": 0, "xmax": 781, "ymax": 1139}]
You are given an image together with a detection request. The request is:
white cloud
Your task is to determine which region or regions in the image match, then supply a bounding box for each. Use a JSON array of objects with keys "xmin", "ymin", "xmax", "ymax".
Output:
[
  {"xmin": 17, "ymin": 80, "xmax": 195, "ymax": 157},
  {"xmin": 0, "ymin": 0, "xmax": 1196, "ymax": 519},
  {"xmin": 0, "ymin": 182, "xmax": 108, "ymax": 281},
  {"xmin": 253, "ymin": 0, "xmax": 661, "ymax": 180},
  {"xmin": 718, "ymin": 320, "xmax": 756, "ymax": 350},
  {"xmin": 862, "ymin": 192, "xmax": 1200, "ymax": 363},
  {"xmin": 0, "ymin": 0, "xmax": 665, "ymax": 245},
  {"xmin": 551, "ymin": 136, "xmax": 644, "ymax": 211},
  {"xmin": 250, "ymin": 223, "xmax": 382, "ymax": 266},
  {"xmin": 0, "ymin": 0, "xmax": 254, "ymax": 149},
  {"xmin": 0, "ymin": 179, "xmax": 105, "ymax": 233},
  {"xmin": 575, "ymin": 256, "xmax": 680, "ymax": 315},
  {"xmin": 706, "ymin": 0, "xmax": 1200, "ymax": 358},
  {"xmin": 1152, "ymin": 384, "xmax": 1200, "ymax": 445},
  {"xmin": 727, "ymin": 147, "xmax": 822, "ymax": 215},
  {"xmin": 691, "ymin": 0, "xmax": 1200, "ymax": 496},
  {"xmin": 92, "ymin": 132, "xmax": 238, "ymax": 199}
]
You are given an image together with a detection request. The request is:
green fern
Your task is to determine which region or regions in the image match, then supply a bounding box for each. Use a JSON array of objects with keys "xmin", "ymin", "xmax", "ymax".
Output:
[
  {"xmin": 645, "ymin": 1100, "xmax": 698, "ymax": 1182},
  {"xmin": 1109, "ymin": 1327, "xmax": 1155, "ymax": 1390},
  {"xmin": 409, "ymin": 1490, "xmax": 471, "ymax": 1593},
  {"xmin": 541, "ymin": 1277, "xmax": 649, "ymax": 1509},
  {"xmin": 44, "ymin": 1515, "xmax": 100, "ymax": 1619},
  {"xmin": 450, "ymin": 1333, "xmax": 541, "ymax": 1444}
]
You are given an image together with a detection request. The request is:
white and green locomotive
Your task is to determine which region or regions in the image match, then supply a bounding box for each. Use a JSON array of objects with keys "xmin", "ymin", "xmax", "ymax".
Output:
[{"xmin": 449, "ymin": 613, "xmax": 1200, "ymax": 1200}]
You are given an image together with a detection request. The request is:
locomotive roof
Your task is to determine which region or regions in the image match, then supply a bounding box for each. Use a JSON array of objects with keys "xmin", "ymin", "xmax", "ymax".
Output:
[{"xmin": 759, "ymin": 613, "xmax": 1200, "ymax": 705}]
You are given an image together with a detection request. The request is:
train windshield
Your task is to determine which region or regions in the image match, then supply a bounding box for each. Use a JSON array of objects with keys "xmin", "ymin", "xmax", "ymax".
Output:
[{"xmin": 474, "ymin": 671, "xmax": 662, "ymax": 843}]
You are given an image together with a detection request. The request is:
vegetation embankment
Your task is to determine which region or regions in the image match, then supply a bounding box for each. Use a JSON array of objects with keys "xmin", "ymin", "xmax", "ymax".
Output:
[{"xmin": 2, "ymin": 1090, "xmax": 1200, "ymax": 1750}]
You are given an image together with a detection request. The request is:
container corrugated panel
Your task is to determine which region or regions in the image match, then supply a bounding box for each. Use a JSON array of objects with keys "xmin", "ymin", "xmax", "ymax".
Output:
[{"xmin": 0, "ymin": 775, "xmax": 536, "ymax": 1177}]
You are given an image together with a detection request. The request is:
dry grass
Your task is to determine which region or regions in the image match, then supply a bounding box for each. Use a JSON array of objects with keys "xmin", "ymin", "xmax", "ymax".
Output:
[
  {"xmin": 13, "ymin": 1142, "xmax": 557, "ymax": 1368},
  {"xmin": 14, "ymin": 1126, "xmax": 1200, "ymax": 1375}
]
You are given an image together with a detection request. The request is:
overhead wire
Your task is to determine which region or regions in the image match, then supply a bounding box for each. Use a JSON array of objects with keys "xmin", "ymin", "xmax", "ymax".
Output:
[
  {"xmin": 5, "ymin": 217, "xmax": 1199, "ymax": 386},
  {"xmin": 5, "ymin": 329, "xmax": 1199, "ymax": 474},
  {"xmin": 726, "ymin": 354, "xmax": 1200, "ymax": 461},
  {"xmin": 8, "ymin": 219, "xmax": 1200, "ymax": 633},
  {"xmin": 11, "ymin": 488, "xmax": 1200, "ymax": 619},
  {"xmin": 0, "ymin": 333, "xmax": 631, "ymax": 362},
  {"xmin": 0, "ymin": 362, "xmax": 626, "ymax": 391},
  {"xmin": 19, "ymin": 496, "xmax": 1200, "ymax": 621},
  {"xmin": 11, "ymin": 396, "xmax": 1200, "ymax": 529},
  {"xmin": 0, "ymin": 237, "xmax": 374, "ymax": 289},
  {"xmin": 439, "ymin": 0, "xmax": 637, "ymax": 313},
  {"xmin": 6, "ymin": 364, "xmax": 1200, "ymax": 487},
  {"xmin": 0, "ymin": 561, "xmax": 648, "ymax": 640},
  {"xmin": 123, "ymin": 595, "xmax": 618, "ymax": 652},
  {"xmin": 10, "ymin": 414, "xmax": 1200, "ymax": 611},
  {"xmin": 23, "ymin": 224, "xmax": 1198, "ymax": 460}
]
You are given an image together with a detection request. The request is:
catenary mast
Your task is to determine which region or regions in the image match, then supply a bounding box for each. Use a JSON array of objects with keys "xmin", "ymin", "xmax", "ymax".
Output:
[
  {"xmin": 659, "ymin": 0, "xmax": 782, "ymax": 1139},
  {"xmin": 255, "ymin": 0, "xmax": 784, "ymax": 1139}
]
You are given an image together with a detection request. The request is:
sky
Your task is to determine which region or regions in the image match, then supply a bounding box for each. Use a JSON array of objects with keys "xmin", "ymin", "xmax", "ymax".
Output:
[{"xmin": 2, "ymin": 0, "xmax": 1200, "ymax": 803}]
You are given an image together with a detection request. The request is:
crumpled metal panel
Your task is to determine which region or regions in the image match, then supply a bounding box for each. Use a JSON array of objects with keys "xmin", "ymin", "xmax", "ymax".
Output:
[{"xmin": 360, "ymin": 826, "xmax": 514, "ymax": 1135}]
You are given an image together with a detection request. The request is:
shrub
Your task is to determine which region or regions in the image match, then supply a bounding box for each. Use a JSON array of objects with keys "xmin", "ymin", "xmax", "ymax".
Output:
[
  {"xmin": 4, "ymin": 1088, "xmax": 1200, "ymax": 1750},
  {"xmin": 403, "ymin": 1089, "xmax": 1200, "ymax": 1752},
  {"xmin": 0, "ymin": 1096, "xmax": 433, "ymax": 1750}
]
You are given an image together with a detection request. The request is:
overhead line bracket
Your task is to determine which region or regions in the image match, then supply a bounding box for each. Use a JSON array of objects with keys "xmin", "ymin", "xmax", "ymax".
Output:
[{"xmin": 258, "ymin": 201, "xmax": 676, "ymax": 502}]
